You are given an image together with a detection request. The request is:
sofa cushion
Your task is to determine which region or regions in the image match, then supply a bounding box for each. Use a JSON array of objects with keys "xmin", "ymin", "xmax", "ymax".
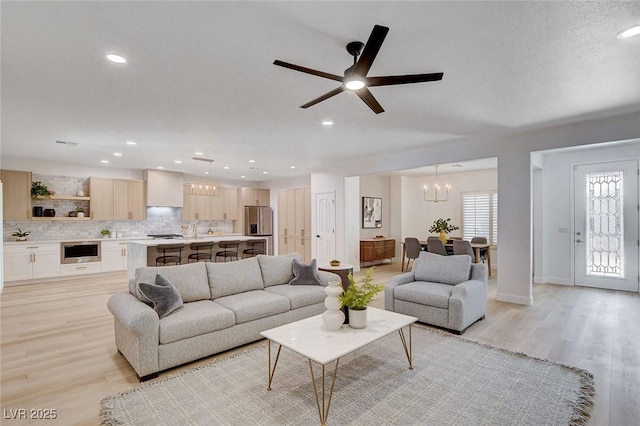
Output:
[
  {"xmin": 413, "ymin": 252, "xmax": 472, "ymax": 285},
  {"xmin": 206, "ymin": 257, "xmax": 264, "ymax": 299},
  {"xmin": 215, "ymin": 290, "xmax": 290, "ymax": 324},
  {"xmin": 393, "ymin": 281, "xmax": 453, "ymax": 309},
  {"xmin": 138, "ymin": 274, "xmax": 184, "ymax": 319},
  {"xmin": 135, "ymin": 262, "xmax": 211, "ymax": 303},
  {"xmin": 289, "ymin": 258, "xmax": 322, "ymax": 286},
  {"xmin": 158, "ymin": 300, "xmax": 235, "ymax": 344},
  {"xmin": 257, "ymin": 253, "xmax": 301, "ymax": 287},
  {"xmin": 265, "ymin": 284, "xmax": 327, "ymax": 309}
]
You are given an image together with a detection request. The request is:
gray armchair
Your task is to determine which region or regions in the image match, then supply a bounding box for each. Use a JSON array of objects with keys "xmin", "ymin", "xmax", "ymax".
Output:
[{"xmin": 385, "ymin": 251, "xmax": 488, "ymax": 334}]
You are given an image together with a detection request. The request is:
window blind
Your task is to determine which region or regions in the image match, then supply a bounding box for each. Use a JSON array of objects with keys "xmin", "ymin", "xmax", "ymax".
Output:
[{"xmin": 462, "ymin": 191, "xmax": 498, "ymax": 245}]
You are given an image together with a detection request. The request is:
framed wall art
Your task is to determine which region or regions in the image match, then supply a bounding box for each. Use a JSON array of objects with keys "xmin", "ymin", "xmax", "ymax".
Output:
[{"xmin": 362, "ymin": 196, "xmax": 382, "ymax": 228}]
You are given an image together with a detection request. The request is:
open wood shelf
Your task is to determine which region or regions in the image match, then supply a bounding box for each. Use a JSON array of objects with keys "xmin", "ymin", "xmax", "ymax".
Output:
[
  {"xmin": 31, "ymin": 217, "xmax": 91, "ymax": 221},
  {"xmin": 33, "ymin": 195, "xmax": 90, "ymax": 201}
]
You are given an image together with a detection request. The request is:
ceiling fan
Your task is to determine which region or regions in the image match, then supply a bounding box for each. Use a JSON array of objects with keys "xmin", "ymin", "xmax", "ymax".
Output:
[{"xmin": 274, "ymin": 24, "xmax": 444, "ymax": 114}]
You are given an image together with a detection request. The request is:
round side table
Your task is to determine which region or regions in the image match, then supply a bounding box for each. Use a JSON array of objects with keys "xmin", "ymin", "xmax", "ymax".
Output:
[{"xmin": 317, "ymin": 263, "xmax": 354, "ymax": 291}]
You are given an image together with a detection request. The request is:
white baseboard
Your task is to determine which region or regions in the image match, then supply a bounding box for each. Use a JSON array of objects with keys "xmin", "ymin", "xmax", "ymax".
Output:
[
  {"xmin": 533, "ymin": 276, "xmax": 546, "ymax": 284},
  {"xmin": 496, "ymin": 292, "xmax": 533, "ymax": 306},
  {"xmin": 545, "ymin": 277, "xmax": 571, "ymax": 286}
]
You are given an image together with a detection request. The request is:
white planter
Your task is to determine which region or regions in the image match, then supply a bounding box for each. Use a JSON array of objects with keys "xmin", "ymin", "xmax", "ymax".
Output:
[
  {"xmin": 77, "ymin": 212, "xmax": 85, "ymax": 218},
  {"xmin": 348, "ymin": 308, "xmax": 367, "ymax": 329}
]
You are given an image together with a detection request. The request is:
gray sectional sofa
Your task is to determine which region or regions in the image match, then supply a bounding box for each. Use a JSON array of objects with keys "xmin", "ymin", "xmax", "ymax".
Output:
[
  {"xmin": 107, "ymin": 252, "xmax": 338, "ymax": 381},
  {"xmin": 385, "ymin": 251, "xmax": 488, "ymax": 334}
]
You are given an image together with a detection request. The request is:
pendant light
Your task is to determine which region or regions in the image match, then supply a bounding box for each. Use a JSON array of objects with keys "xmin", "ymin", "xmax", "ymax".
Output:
[{"xmin": 423, "ymin": 165, "xmax": 450, "ymax": 203}]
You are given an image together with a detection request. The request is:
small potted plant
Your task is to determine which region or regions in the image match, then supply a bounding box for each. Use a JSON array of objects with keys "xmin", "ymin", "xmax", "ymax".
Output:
[
  {"xmin": 31, "ymin": 181, "xmax": 53, "ymax": 198},
  {"xmin": 429, "ymin": 218, "xmax": 459, "ymax": 244},
  {"xmin": 329, "ymin": 259, "xmax": 341, "ymax": 266},
  {"xmin": 100, "ymin": 229, "xmax": 111, "ymax": 238},
  {"xmin": 339, "ymin": 267, "xmax": 385, "ymax": 329},
  {"xmin": 11, "ymin": 227, "xmax": 31, "ymax": 242},
  {"xmin": 75, "ymin": 206, "xmax": 86, "ymax": 218}
]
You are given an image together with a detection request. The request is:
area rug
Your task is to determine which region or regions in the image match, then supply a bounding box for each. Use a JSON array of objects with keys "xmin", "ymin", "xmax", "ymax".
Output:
[{"xmin": 101, "ymin": 327, "xmax": 594, "ymax": 425}]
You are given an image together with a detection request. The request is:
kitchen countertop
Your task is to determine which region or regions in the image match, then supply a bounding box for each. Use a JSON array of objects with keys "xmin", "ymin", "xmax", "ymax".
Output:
[
  {"xmin": 128, "ymin": 235, "xmax": 265, "ymax": 246},
  {"xmin": 3, "ymin": 236, "xmax": 153, "ymax": 245}
]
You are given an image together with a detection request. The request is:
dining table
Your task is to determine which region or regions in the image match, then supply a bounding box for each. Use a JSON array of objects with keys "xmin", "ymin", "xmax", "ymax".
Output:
[{"xmin": 400, "ymin": 240, "xmax": 492, "ymax": 276}]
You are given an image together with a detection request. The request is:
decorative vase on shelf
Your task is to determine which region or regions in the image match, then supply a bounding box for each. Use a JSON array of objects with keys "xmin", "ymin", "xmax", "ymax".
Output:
[
  {"xmin": 439, "ymin": 230, "xmax": 447, "ymax": 244},
  {"xmin": 322, "ymin": 281, "xmax": 345, "ymax": 331},
  {"xmin": 348, "ymin": 308, "xmax": 367, "ymax": 329}
]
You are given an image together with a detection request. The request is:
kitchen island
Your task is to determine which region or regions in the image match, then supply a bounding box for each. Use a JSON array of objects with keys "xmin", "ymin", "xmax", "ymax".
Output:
[{"xmin": 127, "ymin": 236, "xmax": 267, "ymax": 278}]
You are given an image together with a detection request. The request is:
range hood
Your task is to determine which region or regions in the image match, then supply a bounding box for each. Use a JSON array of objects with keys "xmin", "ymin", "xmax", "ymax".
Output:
[{"xmin": 144, "ymin": 169, "xmax": 183, "ymax": 207}]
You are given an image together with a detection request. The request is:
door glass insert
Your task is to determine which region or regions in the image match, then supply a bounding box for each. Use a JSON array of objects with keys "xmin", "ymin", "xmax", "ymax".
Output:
[{"xmin": 585, "ymin": 170, "xmax": 624, "ymax": 278}]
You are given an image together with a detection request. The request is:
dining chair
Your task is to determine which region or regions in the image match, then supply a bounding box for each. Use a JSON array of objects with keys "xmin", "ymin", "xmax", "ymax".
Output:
[
  {"xmin": 426, "ymin": 237, "xmax": 448, "ymax": 256},
  {"xmin": 471, "ymin": 237, "xmax": 489, "ymax": 263},
  {"xmin": 453, "ymin": 240, "xmax": 475, "ymax": 260},
  {"xmin": 404, "ymin": 237, "xmax": 423, "ymax": 271}
]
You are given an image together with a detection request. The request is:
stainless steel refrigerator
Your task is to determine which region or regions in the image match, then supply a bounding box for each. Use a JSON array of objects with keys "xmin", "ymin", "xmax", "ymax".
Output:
[{"xmin": 244, "ymin": 206, "xmax": 273, "ymax": 255}]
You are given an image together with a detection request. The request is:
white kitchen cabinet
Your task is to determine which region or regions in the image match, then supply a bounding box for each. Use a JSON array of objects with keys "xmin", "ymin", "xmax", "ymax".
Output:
[
  {"xmin": 101, "ymin": 241, "xmax": 129, "ymax": 272},
  {"xmin": 60, "ymin": 262, "xmax": 102, "ymax": 276},
  {"xmin": 3, "ymin": 243, "xmax": 60, "ymax": 281}
]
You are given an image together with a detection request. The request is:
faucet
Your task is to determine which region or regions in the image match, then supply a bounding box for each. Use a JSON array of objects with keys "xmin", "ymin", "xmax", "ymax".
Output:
[{"xmin": 193, "ymin": 223, "xmax": 198, "ymax": 239}]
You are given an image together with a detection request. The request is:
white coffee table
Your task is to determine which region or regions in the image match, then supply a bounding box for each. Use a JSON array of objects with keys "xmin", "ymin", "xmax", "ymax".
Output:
[{"xmin": 260, "ymin": 307, "xmax": 417, "ymax": 425}]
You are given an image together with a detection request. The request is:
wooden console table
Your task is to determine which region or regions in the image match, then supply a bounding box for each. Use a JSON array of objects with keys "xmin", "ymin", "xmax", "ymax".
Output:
[{"xmin": 360, "ymin": 238, "xmax": 396, "ymax": 265}]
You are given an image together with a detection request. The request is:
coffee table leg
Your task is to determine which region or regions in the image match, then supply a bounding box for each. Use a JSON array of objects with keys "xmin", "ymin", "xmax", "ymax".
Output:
[
  {"xmin": 398, "ymin": 324, "xmax": 413, "ymax": 370},
  {"xmin": 308, "ymin": 358, "xmax": 340, "ymax": 426},
  {"xmin": 266, "ymin": 340, "xmax": 282, "ymax": 391}
]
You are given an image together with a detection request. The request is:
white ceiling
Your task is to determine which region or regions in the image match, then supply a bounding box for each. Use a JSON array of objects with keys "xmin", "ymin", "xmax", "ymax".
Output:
[{"xmin": 2, "ymin": 1, "xmax": 639, "ymax": 182}]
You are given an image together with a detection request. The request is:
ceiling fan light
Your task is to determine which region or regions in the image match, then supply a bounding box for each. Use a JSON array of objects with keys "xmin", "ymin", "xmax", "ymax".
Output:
[
  {"xmin": 617, "ymin": 25, "xmax": 640, "ymax": 39},
  {"xmin": 344, "ymin": 76, "xmax": 365, "ymax": 91}
]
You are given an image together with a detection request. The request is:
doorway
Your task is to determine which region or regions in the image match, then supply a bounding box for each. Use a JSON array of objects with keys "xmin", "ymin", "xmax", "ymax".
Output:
[
  {"xmin": 315, "ymin": 191, "xmax": 336, "ymax": 264},
  {"xmin": 573, "ymin": 160, "xmax": 639, "ymax": 292}
]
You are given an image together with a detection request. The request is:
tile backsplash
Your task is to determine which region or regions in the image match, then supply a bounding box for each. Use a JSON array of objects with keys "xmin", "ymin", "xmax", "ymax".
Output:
[{"xmin": 4, "ymin": 174, "xmax": 234, "ymax": 241}]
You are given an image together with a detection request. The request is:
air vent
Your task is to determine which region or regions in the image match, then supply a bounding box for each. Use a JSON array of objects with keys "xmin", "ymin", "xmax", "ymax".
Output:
[{"xmin": 56, "ymin": 140, "xmax": 78, "ymax": 147}]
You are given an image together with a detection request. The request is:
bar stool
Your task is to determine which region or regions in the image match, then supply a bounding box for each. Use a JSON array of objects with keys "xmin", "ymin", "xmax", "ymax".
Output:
[
  {"xmin": 215, "ymin": 240, "xmax": 240, "ymax": 262},
  {"xmin": 155, "ymin": 243, "xmax": 185, "ymax": 266},
  {"xmin": 242, "ymin": 239, "xmax": 266, "ymax": 258},
  {"xmin": 188, "ymin": 242, "xmax": 214, "ymax": 263}
]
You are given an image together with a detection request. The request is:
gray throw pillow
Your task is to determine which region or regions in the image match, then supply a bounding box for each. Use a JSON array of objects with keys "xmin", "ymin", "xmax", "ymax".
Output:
[
  {"xmin": 138, "ymin": 274, "xmax": 184, "ymax": 318},
  {"xmin": 289, "ymin": 258, "xmax": 322, "ymax": 286}
]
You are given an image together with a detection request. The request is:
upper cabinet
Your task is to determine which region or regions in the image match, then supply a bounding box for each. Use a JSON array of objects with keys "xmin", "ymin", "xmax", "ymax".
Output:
[
  {"xmin": 1, "ymin": 169, "xmax": 32, "ymax": 220},
  {"xmin": 241, "ymin": 188, "xmax": 270, "ymax": 207},
  {"xmin": 91, "ymin": 177, "xmax": 146, "ymax": 220},
  {"xmin": 182, "ymin": 187, "xmax": 238, "ymax": 221}
]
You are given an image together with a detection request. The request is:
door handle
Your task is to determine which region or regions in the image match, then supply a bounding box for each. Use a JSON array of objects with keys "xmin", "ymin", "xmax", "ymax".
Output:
[
  {"xmin": 576, "ymin": 239, "xmax": 583, "ymax": 243},
  {"xmin": 316, "ymin": 235, "xmax": 320, "ymax": 238}
]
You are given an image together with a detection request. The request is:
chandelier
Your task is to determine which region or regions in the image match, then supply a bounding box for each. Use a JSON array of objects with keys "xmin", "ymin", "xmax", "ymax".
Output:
[
  {"xmin": 423, "ymin": 165, "xmax": 450, "ymax": 203},
  {"xmin": 184, "ymin": 157, "xmax": 221, "ymax": 196}
]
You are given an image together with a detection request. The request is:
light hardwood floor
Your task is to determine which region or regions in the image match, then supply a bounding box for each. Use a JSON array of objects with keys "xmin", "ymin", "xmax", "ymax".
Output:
[{"xmin": 1, "ymin": 263, "xmax": 639, "ymax": 425}]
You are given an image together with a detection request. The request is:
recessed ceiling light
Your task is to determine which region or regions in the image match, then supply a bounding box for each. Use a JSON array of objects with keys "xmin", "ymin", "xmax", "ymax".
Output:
[
  {"xmin": 126, "ymin": 140, "xmax": 137, "ymax": 145},
  {"xmin": 113, "ymin": 152, "xmax": 123, "ymax": 157},
  {"xmin": 249, "ymin": 159, "xmax": 256, "ymax": 163},
  {"xmin": 322, "ymin": 120, "xmax": 334, "ymax": 126},
  {"xmin": 617, "ymin": 25, "xmax": 640, "ymax": 39},
  {"xmin": 106, "ymin": 54, "xmax": 126, "ymax": 64},
  {"xmin": 204, "ymin": 171, "xmax": 209, "ymax": 175},
  {"xmin": 174, "ymin": 160, "xmax": 182, "ymax": 164},
  {"xmin": 451, "ymin": 164, "xmax": 463, "ymax": 168},
  {"xmin": 263, "ymin": 171, "xmax": 268, "ymax": 174},
  {"xmin": 223, "ymin": 166, "xmax": 230, "ymax": 170},
  {"xmin": 290, "ymin": 165, "xmax": 296, "ymax": 169},
  {"xmin": 101, "ymin": 160, "xmax": 109, "ymax": 164},
  {"xmin": 157, "ymin": 166, "xmax": 165, "ymax": 169},
  {"xmin": 241, "ymin": 175, "xmax": 246, "ymax": 178},
  {"xmin": 195, "ymin": 151, "xmax": 203, "ymax": 156}
]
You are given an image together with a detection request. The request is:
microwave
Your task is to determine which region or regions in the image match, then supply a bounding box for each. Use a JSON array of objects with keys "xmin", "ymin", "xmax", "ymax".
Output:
[{"xmin": 61, "ymin": 241, "xmax": 101, "ymax": 264}]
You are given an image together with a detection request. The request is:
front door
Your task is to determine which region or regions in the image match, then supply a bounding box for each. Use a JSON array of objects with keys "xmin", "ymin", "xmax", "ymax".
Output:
[
  {"xmin": 574, "ymin": 160, "xmax": 639, "ymax": 292},
  {"xmin": 315, "ymin": 191, "xmax": 335, "ymax": 264}
]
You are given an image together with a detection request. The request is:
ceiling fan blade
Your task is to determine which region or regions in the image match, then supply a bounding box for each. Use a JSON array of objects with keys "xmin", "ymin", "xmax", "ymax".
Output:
[
  {"xmin": 366, "ymin": 73, "xmax": 444, "ymax": 87},
  {"xmin": 355, "ymin": 87, "xmax": 385, "ymax": 114},
  {"xmin": 273, "ymin": 60, "xmax": 343, "ymax": 82},
  {"xmin": 300, "ymin": 86, "xmax": 346, "ymax": 109},
  {"xmin": 353, "ymin": 25, "xmax": 389, "ymax": 77}
]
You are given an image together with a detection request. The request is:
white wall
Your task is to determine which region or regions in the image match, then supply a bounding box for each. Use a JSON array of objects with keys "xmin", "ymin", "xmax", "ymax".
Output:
[
  {"xmin": 359, "ymin": 175, "xmax": 391, "ymax": 240},
  {"xmin": 538, "ymin": 141, "xmax": 640, "ymax": 285},
  {"xmin": 313, "ymin": 111, "xmax": 640, "ymax": 306}
]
